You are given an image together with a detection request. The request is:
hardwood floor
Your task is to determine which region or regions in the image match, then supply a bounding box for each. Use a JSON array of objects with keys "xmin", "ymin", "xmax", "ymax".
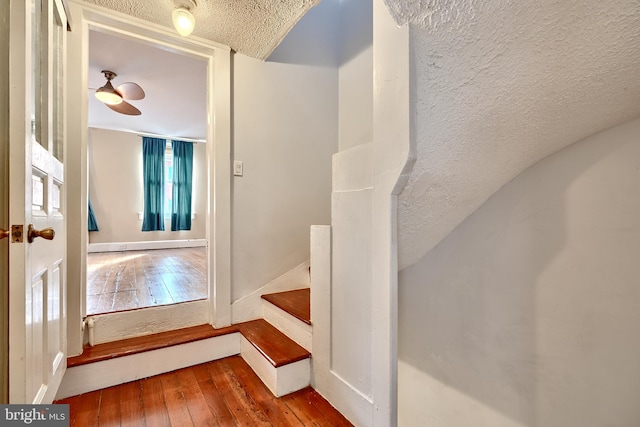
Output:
[
  {"xmin": 87, "ymin": 247, "xmax": 207, "ymax": 315},
  {"xmin": 56, "ymin": 356, "xmax": 353, "ymax": 426}
]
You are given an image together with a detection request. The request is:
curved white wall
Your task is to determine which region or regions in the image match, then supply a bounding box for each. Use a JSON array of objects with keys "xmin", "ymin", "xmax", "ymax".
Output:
[
  {"xmin": 398, "ymin": 118, "xmax": 640, "ymax": 426},
  {"xmin": 389, "ymin": 0, "xmax": 640, "ymax": 269}
]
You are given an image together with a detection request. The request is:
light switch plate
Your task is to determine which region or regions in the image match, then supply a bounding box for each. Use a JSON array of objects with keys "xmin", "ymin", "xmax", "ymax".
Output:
[{"xmin": 234, "ymin": 160, "xmax": 243, "ymax": 176}]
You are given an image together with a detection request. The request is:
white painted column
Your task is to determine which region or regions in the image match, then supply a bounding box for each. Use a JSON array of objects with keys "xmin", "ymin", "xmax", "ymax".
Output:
[{"xmin": 371, "ymin": 0, "xmax": 414, "ymax": 425}]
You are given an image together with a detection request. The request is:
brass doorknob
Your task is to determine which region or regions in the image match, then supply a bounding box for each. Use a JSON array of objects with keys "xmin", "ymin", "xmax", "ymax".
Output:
[
  {"xmin": 0, "ymin": 228, "xmax": 8, "ymax": 241},
  {"xmin": 27, "ymin": 224, "xmax": 55, "ymax": 243}
]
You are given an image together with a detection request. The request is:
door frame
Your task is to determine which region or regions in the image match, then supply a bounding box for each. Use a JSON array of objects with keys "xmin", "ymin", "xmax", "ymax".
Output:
[{"xmin": 64, "ymin": 0, "xmax": 232, "ymax": 356}]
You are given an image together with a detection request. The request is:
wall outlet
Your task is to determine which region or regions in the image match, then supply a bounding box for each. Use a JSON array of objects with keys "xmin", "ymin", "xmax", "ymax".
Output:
[{"xmin": 234, "ymin": 160, "xmax": 243, "ymax": 176}]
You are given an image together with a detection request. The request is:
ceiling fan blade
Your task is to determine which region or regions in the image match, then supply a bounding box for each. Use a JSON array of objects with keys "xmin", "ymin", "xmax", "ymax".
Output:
[
  {"xmin": 116, "ymin": 82, "xmax": 145, "ymax": 100},
  {"xmin": 107, "ymin": 100, "xmax": 141, "ymax": 116}
]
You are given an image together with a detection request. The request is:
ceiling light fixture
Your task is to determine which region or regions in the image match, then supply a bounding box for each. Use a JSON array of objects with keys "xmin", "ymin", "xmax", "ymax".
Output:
[
  {"xmin": 172, "ymin": 0, "xmax": 197, "ymax": 37},
  {"xmin": 95, "ymin": 71, "xmax": 123, "ymax": 105}
]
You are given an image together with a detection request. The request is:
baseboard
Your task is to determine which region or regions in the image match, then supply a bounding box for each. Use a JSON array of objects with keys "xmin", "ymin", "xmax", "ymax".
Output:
[
  {"xmin": 56, "ymin": 333, "xmax": 241, "ymax": 400},
  {"xmin": 85, "ymin": 300, "xmax": 209, "ymax": 346},
  {"xmin": 87, "ymin": 239, "xmax": 207, "ymax": 253}
]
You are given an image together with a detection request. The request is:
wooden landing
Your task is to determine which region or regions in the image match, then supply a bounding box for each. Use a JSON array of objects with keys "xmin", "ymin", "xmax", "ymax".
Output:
[
  {"xmin": 68, "ymin": 319, "xmax": 309, "ymax": 369},
  {"xmin": 261, "ymin": 288, "xmax": 311, "ymax": 325},
  {"xmin": 55, "ymin": 356, "xmax": 353, "ymax": 426},
  {"xmin": 67, "ymin": 324, "xmax": 236, "ymax": 368}
]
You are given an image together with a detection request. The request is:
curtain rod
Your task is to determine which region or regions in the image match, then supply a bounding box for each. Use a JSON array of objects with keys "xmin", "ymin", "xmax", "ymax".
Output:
[
  {"xmin": 136, "ymin": 131, "xmax": 206, "ymax": 144},
  {"xmin": 89, "ymin": 126, "xmax": 206, "ymax": 144},
  {"xmin": 89, "ymin": 126, "xmax": 207, "ymax": 144}
]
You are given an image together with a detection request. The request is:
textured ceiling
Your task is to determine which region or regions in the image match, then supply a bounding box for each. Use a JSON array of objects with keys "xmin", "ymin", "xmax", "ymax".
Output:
[
  {"xmin": 82, "ymin": 0, "xmax": 319, "ymax": 60},
  {"xmin": 391, "ymin": 0, "xmax": 640, "ymax": 269}
]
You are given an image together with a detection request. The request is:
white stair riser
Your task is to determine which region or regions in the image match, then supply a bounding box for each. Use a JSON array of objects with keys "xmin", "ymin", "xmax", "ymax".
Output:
[
  {"xmin": 239, "ymin": 336, "xmax": 310, "ymax": 397},
  {"xmin": 262, "ymin": 301, "xmax": 312, "ymax": 351},
  {"xmin": 56, "ymin": 333, "xmax": 241, "ymax": 400}
]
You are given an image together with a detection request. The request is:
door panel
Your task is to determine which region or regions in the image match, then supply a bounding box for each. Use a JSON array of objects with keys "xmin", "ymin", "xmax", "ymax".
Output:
[{"xmin": 8, "ymin": 0, "xmax": 67, "ymax": 404}]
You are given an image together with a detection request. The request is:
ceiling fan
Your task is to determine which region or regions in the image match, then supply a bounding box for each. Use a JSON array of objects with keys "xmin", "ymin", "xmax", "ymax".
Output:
[{"xmin": 94, "ymin": 70, "xmax": 145, "ymax": 116}]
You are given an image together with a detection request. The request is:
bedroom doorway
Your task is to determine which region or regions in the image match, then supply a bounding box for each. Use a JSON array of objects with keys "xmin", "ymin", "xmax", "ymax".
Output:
[
  {"xmin": 65, "ymin": 0, "xmax": 232, "ymax": 352},
  {"xmin": 85, "ymin": 29, "xmax": 208, "ymax": 316}
]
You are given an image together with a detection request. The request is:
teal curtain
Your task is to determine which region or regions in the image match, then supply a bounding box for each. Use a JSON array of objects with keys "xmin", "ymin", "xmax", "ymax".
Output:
[
  {"xmin": 171, "ymin": 140, "xmax": 193, "ymax": 231},
  {"xmin": 141, "ymin": 137, "xmax": 166, "ymax": 231},
  {"xmin": 88, "ymin": 198, "xmax": 99, "ymax": 232}
]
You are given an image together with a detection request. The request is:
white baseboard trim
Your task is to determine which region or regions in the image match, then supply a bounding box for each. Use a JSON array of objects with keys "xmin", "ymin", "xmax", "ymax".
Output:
[
  {"xmin": 88, "ymin": 239, "xmax": 207, "ymax": 253},
  {"xmin": 86, "ymin": 300, "xmax": 209, "ymax": 345},
  {"xmin": 56, "ymin": 333, "xmax": 241, "ymax": 400}
]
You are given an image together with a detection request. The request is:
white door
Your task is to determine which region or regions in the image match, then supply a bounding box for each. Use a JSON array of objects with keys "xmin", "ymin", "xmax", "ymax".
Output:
[{"xmin": 7, "ymin": 0, "xmax": 67, "ymax": 404}]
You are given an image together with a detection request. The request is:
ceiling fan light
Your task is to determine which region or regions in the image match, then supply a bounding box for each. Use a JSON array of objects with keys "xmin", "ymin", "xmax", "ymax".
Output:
[
  {"xmin": 95, "ymin": 87, "xmax": 123, "ymax": 105},
  {"xmin": 172, "ymin": 7, "xmax": 195, "ymax": 37}
]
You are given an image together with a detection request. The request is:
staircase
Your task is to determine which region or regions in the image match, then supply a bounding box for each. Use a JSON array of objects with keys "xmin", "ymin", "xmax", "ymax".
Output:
[{"xmin": 56, "ymin": 288, "xmax": 312, "ymax": 400}]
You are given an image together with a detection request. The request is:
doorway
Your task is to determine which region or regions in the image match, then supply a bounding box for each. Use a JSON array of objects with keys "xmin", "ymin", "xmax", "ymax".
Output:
[
  {"xmin": 65, "ymin": 2, "xmax": 232, "ymax": 353},
  {"xmin": 85, "ymin": 29, "xmax": 208, "ymax": 316}
]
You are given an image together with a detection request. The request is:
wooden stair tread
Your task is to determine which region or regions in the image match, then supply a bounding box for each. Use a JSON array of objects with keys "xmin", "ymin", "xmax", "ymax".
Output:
[
  {"xmin": 237, "ymin": 319, "xmax": 310, "ymax": 367},
  {"xmin": 67, "ymin": 324, "xmax": 238, "ymax": 368},
  {"xmin": 68, "ymin": 319, "xmax": 310, "ymax": 369},
  {"xmin": 261, "ymin": 288, "xmax": 311, "ymax": 325}
]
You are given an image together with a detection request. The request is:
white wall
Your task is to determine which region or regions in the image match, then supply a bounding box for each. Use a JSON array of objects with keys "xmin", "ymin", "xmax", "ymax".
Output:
[
  {"xmin": 338, "ymin": 0, "xmax": 372, "ymax": 151},
  {"xmin": 398, "ymin": 118, "xmax": 640, "ymax": 427},
  {"xmin": 88, "ymin": 128, "xmax": 206, "ymax": 244},
  {"xmin": 231, "ymin": 0, "xmax": 339, "ymax": 302}
]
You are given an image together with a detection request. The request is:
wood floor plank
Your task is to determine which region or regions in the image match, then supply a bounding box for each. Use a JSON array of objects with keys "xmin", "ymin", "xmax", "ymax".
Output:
[
  {"xmin": 119, "ymin": 381, "xmax": 144, "ymax": 427},
  {"xmin": 97, "ymin": 385, "xmax": 121, "ymax": 427},
  {"xmin": 207, "ymin": 357, "xmax": 266, "ymax": 427},
  {"xmin": 191, "ymin": 363, "xmax": 238, "ymax": 426},
  {"xmin": 281, "ymin": 390, "xmax": 327, "ymax": 427},
  {"xmin": 159, "ymin": 371, "xmax": 195, "ymax": 427},
  {"xmin": 55, "ymin": 395, "xmax": 80, "ymax": 427},
  {"xmin": 225, "ymin": 355, "xmax": 305, "ymax": 427},
  {"xmin": 176, "ymin": 367, "xmax": 219, "ymax": 426},
  {"xmin": 140, "ymin": 376, "xmax": 170, "ymax": 427},
  {"xmin": 74, "ymin": 390, "xmax": 102, "ymax": 427},
  {"xmin": 291, "ymin": 387, "xmax": 354, "ymax": 426}
]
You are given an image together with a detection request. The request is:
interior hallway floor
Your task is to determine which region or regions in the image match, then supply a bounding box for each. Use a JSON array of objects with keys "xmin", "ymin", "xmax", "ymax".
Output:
[
  {"xmin": 55, "ymin": 355, "xmax": 353, "ymax": 426},
  {"xmin": 86, "ymin": 247, "xmax": 207, "ymax": 315}
]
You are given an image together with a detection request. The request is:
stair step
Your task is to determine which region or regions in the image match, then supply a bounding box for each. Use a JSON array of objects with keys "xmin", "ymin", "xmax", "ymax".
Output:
[
  {"xmin": 237, "ymin": 319, "xmax": 310, "ymax": 397},
  {"xmin": 261, "ymin": 288, "xmax": 311, "ymax": 325},
  {"xmin": 68, "ymin": 324, "xmax": 237, "ymax": 367},
  {"xmin": 237, "ymin": 319, "xmax": 310, "ymax": 367},
  {"xmin": 59, "ymin": 320, "xmax": 311, "ymax": 399}
]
